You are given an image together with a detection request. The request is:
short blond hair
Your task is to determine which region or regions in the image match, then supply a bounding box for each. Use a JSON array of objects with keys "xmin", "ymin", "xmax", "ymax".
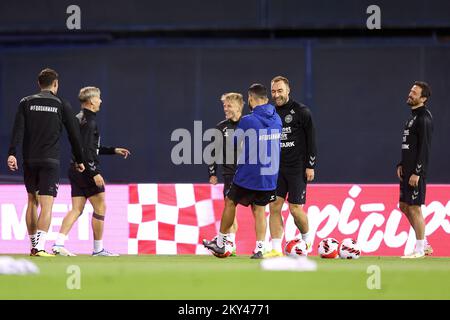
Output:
[
  {"xmin": 271, "ymin": 76, "xmax": 290, "ymax": 88},
  {"xmin": 220, "ymin": 92, "xmax": 244, "ymax": 111},
  {"xmin": 78, "ymin": 86, "xmax": 101, "ymax": 103}
]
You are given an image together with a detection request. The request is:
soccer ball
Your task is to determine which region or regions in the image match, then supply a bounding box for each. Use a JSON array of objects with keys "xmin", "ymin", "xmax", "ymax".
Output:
[
  {"xmin": 339, "ymin": 238, "xmax": 361, "ymax": 259},
  {"xmin": 318, "ymin": 238, "xmax": 340, "ymax": 258},
  {"xmin": 284, "ymin": 238, "xmax": 308, "ymax": 257}
]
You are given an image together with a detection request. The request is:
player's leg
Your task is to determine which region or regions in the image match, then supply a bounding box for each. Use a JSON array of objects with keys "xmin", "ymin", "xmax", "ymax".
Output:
[
  {"xmin": 408, "ymin": 205, "xmax": 426, "ymax": 251},
  {"xmin": 26, "ymin": 192, "xmax": 39, "ymax": 251},
  {"xmin": 33, "ymin": 164, "xmax": 60, "ymax": 257},
  {"xmin": 88, "ymin": 192, "xmax": 118, "ymax": 256},
  {"xmin": 219, "ymin": 197, "xmax": 237, "ymax": 238},
  {"xmin": 251, "ymin": 204, "xmax": 267, "ymax": 258},
  {"xmin": 264, "ymin": 197, "xmax": 284, "ymax": 257},
  {"xmin": 34, "ymin": 195, "xmax": 55, "ymax": 256},
  {"xmin": 53, "ymin": 196, "xmax": 86, "ymax": 256},
  {"xmin": 265, "ymin": 170, "xmax": 287, "ymax": 257},
  {"xmin": 23, "ymin": 164, "xmax": 40, "ymax": 255},
  {"xmin": 287, "ymin": 168, "xmax": 312, "ymax": 251},
  {"xmin": 401, "ymin": 179, "xmax": 427, "ymax": 258},
  {"xmin": 224, "ymin": 175, "xmax": 238, "ymax": 252},
  {"xmin": 204, "ymin": 196, "xmax": 237, "ymax": 255},
  {"xmin": 289, "ymin": 203, "xmax": 311, "ymax": 247}
]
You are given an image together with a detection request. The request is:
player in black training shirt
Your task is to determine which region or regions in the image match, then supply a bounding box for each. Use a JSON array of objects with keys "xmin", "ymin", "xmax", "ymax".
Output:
[
  {"xmin": 398, "ymin": 81, "xmax": 433, "ymax": 259},
  {"xmin": 204, "ymin": 93, "xmax": 243, "ymax": 255},
  {"xmin": 265, "ymin": 76, "xmax": 317, "ymax": 257},
  {"xmin": 52, "ymin": 87, "xmax": 130, "ymax": 257},
  {"xmin": 7, "ymin": 68, "xmax": 85, "ymax": 257}
]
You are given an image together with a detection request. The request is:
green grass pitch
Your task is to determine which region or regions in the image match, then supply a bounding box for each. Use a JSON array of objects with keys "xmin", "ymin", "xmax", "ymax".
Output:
[{"xmin": 1, "ymin": 255, "xmax": 449, "ymax": 300}]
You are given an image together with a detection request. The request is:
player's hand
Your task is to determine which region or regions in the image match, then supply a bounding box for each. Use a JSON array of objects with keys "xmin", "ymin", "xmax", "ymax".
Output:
[
  {"xmin": 93, "ymin": 174, "xmax": 105, "ymax": 187},
  {"xmin": 397, "ymin": 165, "xmax": 403, "ymax": 182},
  {"xmin": 409, "ymin": 174, "xmax": 420, "ymax": 187},
  {"xmin": 209, "ymin": 176, "xmax": 218, "ymax": 185},
  {"xmin": 305, "ymin": 168, "xmax": 315, "ymax": 182},
  {"xmin": 75, "ymin": 163, "xmax": 85, "ymax": 173},
  {"xmin": 7, "ymin": 155, "xmax": 18, "ymax": 171},
  {"xmin": 115, "ymin": 148, "xmax": 131, "ymax": 159}
]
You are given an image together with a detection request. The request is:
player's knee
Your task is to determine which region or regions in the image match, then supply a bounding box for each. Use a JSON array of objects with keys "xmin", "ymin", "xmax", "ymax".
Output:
[
  {"xmin": 269, "ymin": 201, "xmax": 283, "ymax": 213},
  {"xmin": 399, "ymin": 203, "xmax": 409, "ymax": 215},
  {"xmin": 289, "ymin": 203, "xmax": 303, "ymax": 214}
]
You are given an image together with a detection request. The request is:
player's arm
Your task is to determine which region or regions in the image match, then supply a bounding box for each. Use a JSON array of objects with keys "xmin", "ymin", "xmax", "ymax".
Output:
[
  {"xmin": 99, "ymin": 145, "xmax": 131, "ymax": 158},
  {"xmin": 410, "ymin": 115, "xmax": 432, "ymax": 186},
  {"xmin": 302, "ymin": 108, "xmax": 317, "ymax": 181},
  {"xmin": 7, "ymin": 100, "xmax": 26, "ymax": 171},
  {"xmin": 62, "ymin": 101, "xmax": 85, "ymax": 171}
]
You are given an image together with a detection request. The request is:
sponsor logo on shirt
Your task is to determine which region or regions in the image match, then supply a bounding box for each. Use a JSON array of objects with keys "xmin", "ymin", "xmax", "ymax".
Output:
[{"xmin": 281, "ymin": 141, "xmax": 295, "ymax": 148}]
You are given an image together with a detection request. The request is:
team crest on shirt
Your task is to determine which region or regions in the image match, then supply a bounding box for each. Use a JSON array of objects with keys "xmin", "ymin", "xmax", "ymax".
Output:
[{"xmin": 285, "ymin": 114, "xmax": 293, "ymax": 124}]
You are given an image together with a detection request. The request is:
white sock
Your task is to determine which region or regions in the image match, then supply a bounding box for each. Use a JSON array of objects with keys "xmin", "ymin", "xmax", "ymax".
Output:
[
  {"xmin": 217, "ymin": 232, "xmax": 227, "ymax": 248},
  {"xmin": 30, "ymin": 234, "xmax": 37, "ymax": 249},
  {"xmin": 55, "ymin": 233, "xmax": 66, "ymax": 246},
  {"xmin": 254, "ymin": 241, "xmax": 264, "ymax": 253},
  {"xmin": 228, "ymin": 233, "xmax": 236, "ymax": 244},
  {"xmin": 94, "ymin": 240, "xmax": 103, "ymax": 253},
  {"xmin": 35, "ymin": 230, "xmax": 47, "ymax": 251},
  {"xmin": 272, "ymin": 238, "xmax": 282, "ymax": 252},
  {"xmin": 301, "ymin": 231, "xmax": 312, "ymax": 243},
  {"xmin": 416, "ymin": 239, "xmax": 425, "ymax": 254}
]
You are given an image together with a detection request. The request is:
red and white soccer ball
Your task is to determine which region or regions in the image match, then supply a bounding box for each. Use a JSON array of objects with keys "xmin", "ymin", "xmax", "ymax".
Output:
[
  {"xmin": 318, "ymin": 238, "xmax": 340, "ymax": 258},
  {"xmin": 284, "ymin": 238, "xmax": 308, "ymax": 257},
  {"xmin": 338, "ymin": 238, "xmax": 361, "ymax": 259}
]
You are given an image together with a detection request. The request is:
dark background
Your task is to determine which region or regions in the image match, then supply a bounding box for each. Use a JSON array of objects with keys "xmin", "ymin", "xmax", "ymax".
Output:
[{"xmin": 0, "ymin": 0, "xmax": 449, "ymax": 184}]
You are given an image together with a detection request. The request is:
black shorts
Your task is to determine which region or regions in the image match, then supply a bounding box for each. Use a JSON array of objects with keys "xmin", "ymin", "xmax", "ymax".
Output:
[
  {"xmin": 23, "ymin": 163, "xmax": 60, "ymax": 197},
  {"xmin": 223, "ymin": 174, "xmax": 234, "ymax": 198},
  {"xmin": 226, "ymin": 182, "xmax": 276, "ymax": 207},
  {"xmin": 276, "ymin": 167, "xmax": 307, "ymax": 204},
  {"xmin": 399, "ymin": 174, "xmax": 427, "ymax": 205},
  {"xmin": 68, "ymin": 167, "xmax": 105, "ymax": 198}
]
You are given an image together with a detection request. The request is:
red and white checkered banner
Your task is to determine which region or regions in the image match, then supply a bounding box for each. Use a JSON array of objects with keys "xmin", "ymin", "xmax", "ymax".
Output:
[
  {"xmin": 1, "ymin": 184, "xmax": 448, "ymax": 255},
  {"xmin": 128, "ymin": 184, "xmax": 450, "ymax": 256}
]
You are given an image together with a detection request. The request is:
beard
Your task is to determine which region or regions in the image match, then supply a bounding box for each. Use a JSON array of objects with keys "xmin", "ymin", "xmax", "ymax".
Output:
[
  {"xmin": 274, "ymin": 96, "xmax": 287, "ymax": 106},
  {"xmin": 407, "ymin": 97, "xmax": 420, "ymax": 106}
]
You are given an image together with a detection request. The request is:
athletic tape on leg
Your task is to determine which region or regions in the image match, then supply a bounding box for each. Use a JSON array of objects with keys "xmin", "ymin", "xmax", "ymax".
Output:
[{"xmin": 92, "ymin": 212, "xmax": 105, "ymax": 221}]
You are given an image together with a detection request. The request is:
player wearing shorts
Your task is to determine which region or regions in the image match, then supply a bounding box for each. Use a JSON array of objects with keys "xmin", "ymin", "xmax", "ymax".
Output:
[
  {"xmin": 398, "ymin": 81, "xmax": 433, "ymax": 259},
  {"xmin": 205, "ymin": 93, "xmax": 243, "ymax": 254},
  {"xmin": 52, "ymin": 87, "xmax": 130, "ymax": 256},
  {"xmin": 7, "ymin": 68, "xmax": 85, "ymax": 257},
  {"xmin": 265, "ymin": 76, "xmax": 317, "ymax": 257},
  {"xmin": 204, "ymin": 84, "xmax": 282, "ymax": 259}
]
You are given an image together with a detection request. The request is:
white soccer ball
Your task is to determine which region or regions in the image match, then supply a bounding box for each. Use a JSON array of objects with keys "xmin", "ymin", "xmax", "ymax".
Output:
[
  {"xmin": 284, "ymin": 238, "xmax": 308, "ymax": 257},
  {"xmin": 339, "ymin": 238, "xmax": 361, "ymax": 259},
  {"xmin": 318, "ymin": 238, "xmax": 340, "ymax": 259}
]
